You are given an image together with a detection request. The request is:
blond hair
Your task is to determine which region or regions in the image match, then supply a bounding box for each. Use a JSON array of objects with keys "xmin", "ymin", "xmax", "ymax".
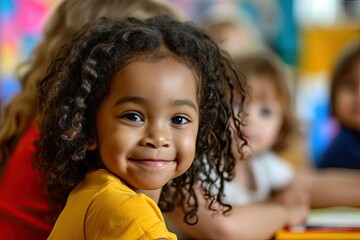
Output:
[
  {"xmin": 0, "ymin": 0, "xmax": 182, "ymax": 167},
  {"xmin": 235, "ymin": 50, "xmax": 300, "ymax": 152}
]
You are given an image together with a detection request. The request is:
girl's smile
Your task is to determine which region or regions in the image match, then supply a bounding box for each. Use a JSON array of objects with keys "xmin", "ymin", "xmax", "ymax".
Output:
[
  {"xmin": 128, "ymin": 151, "xmax": 176, "ymax": 169},
  {"xmin": 129, "ymin": 159, "xmax": 175, "ymax": 167}
]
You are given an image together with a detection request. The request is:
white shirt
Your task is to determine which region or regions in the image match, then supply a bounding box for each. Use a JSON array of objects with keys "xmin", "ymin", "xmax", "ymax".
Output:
[{"xmin": 223, "ymin": 151, "xmax": 294, "ymax": 205}]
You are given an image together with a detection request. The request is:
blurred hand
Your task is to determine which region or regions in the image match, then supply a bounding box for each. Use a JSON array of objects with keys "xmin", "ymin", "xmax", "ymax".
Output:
[{"xmin": 285, "ymin": 204, "xmax": 309, "ymax": 226}]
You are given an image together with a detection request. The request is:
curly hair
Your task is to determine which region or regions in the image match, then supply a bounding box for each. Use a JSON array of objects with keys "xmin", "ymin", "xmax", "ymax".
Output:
[
  {"xmin": 0, "ymin": 0, "xmax": 182, "ymax": 172},
  {"xmin": 38, "ymin": 16, "xmax": 247, "ymax": 225}
]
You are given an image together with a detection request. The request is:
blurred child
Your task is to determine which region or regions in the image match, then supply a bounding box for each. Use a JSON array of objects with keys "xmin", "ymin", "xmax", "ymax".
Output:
[
  {"xmin": 201, "ymin": 3, "xmax": 264, "ymax": 58},
  {"xmin": 0, "ymin": 0, "xmax": 183, "ymax": 239},
  {"xmin": 38, "ymin": 16, "xmax": 247, "ymax": 239},
  {"xmin": 166, "ymin": 50, "xmax": 360, "ymax": 240},
  {"xmin": 318, "ymin": 41, "xmax": 360, "ymax": 169},
  {"xmin": 202, "ymin": 3, "xmax": 309, "ymax": 170}
]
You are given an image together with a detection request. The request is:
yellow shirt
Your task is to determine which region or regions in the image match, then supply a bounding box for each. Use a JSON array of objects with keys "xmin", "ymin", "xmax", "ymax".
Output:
[{"xmin": 48, "ymin": 169, "xmax": 176, "ymax": 240}]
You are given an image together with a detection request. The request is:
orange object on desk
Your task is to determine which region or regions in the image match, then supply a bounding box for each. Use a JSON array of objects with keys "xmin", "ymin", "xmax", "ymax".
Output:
[
  {"xmin": 275, "ymin": 228, "xmax": 360, "ymax": 240},
  {"xmin": 276, "ymin": 207, "xmax": 360, "ymax": 240}
]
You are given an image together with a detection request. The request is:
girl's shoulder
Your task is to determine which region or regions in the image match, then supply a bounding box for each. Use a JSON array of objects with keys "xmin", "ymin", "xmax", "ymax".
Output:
[{"xmin": 84, "ymin": 170, "xmax": 175, "ymax": 239}]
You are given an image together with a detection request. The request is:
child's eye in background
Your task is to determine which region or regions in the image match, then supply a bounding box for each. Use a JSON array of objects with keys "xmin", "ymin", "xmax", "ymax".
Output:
[
  {"xmin": 342, "ymin": 79, "xmax": 359, "ymax": 93},
  {"xmin": 260, "ymin": 107, "xmax": 273, "ymax": 118},
  {"xmin": 171, "ymin": 116, "xmax": 190, "ymax": 125},
  {"xmin": 121, "ymin": 112, "xmax": 144, "ymax": 122}
]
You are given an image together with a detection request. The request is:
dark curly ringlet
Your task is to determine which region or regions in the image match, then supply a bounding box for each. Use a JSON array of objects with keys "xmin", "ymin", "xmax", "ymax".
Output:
[{"xmin": 37, "ymin": 15, "xmax": 248, "ymax": 225}]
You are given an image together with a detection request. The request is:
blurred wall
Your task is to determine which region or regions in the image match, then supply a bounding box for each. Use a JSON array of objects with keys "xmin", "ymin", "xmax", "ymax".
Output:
[{"xmin": 0, "ymin": 0, "xmax": 59, "ymax": 107}]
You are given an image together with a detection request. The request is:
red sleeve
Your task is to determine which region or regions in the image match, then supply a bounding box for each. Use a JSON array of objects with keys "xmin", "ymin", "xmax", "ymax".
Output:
[{"xmin": 0, "ymin": 123, "xmax": 56, "ymax": 239}]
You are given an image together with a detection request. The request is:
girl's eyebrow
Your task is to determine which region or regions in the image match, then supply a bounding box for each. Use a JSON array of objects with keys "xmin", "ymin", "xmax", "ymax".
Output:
[
  {"xmin": 171, "ymin": 99, "xmax": 198, "ymax": 112},
  {"xmin": 114, "ymin": 96, "xmax": 146, "ymax": 107},
  {"xmin": 114, "ymin": 96, "xmax": 197, "ymax": 111}
]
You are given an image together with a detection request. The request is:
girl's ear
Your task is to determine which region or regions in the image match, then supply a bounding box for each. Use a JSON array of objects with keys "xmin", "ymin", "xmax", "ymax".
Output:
[{"xmin": 88, "ymin": 139, "xmax": 97, "ymax": 150}]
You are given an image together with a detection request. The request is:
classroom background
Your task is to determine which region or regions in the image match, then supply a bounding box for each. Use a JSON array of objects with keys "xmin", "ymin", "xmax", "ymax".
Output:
[{"xmin": 1, "ymin": 0, "xmax": 359, "ymax": 168}]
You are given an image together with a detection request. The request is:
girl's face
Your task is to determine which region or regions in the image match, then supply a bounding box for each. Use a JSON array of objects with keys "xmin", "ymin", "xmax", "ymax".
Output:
[
  {"xmin": 91, "ymin": 58, "xmax": 199, "ymax": 192},
  {"xmin": 334, "ymin": 58, "xmax": 360, "ymax": 132},
  {"xmin": 244, "ymin": 74, "xmax": 283, "ymax": 156}
]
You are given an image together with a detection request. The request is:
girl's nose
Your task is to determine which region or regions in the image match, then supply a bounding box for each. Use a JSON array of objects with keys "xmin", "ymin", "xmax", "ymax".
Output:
[{"xmin": 140, "ymin": 124, "xmax": 171, "ymax": 148}]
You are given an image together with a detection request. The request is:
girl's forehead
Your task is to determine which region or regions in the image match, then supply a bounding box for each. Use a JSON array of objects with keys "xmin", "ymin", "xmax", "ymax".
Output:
[
  {"xmin": 248, "ymin": 75, "xmax": 279, "ymax": 99},
  {"xmin": 130, "ymin": 56, "xmax": 202, "ymax": 98}
]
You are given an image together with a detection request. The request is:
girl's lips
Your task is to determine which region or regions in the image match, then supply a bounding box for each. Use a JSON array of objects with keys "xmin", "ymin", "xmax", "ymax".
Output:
[{"xmin": 130, "ymin": 159, "xmax": 173, "ymax": 167}]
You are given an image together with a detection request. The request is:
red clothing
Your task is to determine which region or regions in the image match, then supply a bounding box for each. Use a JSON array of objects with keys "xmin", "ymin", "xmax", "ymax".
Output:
[{"xmin": 0, "ymin": 124, "xmax": 54, "ymax": 239}]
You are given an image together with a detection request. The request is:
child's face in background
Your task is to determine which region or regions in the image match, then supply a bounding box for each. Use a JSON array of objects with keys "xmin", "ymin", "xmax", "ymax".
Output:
[
  {"xmin": 91, "ymin": 58, "xmax": 199, "ymax": 192},
  {"xmin": 213, "ymin": 23, "xmax": 255, "ymax": 57},
  {"xmin": 244, "ymin": 74, "xmax": 283, "ymax": 156},
  {"xmin": 334, "ymin": 58, "xmax": 360, "ymax": 132}
]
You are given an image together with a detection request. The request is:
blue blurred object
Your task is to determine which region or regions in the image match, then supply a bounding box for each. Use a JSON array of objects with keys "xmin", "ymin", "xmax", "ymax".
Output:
[
  {"xmin": 21, "ymin": 35, "xmax": 39, "ymax": 59},
  {"xmin": 317, "ymin": 125, "xmax": 360, "ymax": 169},
  {"xmin": 0, "ymin": 0, "xmax": 15, "ymax": 21},
  {"xmin": 309, "ymin": 101, "xmax": 339, "ymax": 166},
  {"xmin": 0, "ymin": 77, "xmax": 21, "ymax": 108},
  {"xmin": 272, "ymin": 0, "xmax": 299, "ymax": 66}
]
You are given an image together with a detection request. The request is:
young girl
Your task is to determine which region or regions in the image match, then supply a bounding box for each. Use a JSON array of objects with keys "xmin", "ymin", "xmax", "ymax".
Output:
[
  {"xmin": 318, "ymin": 41, "xmax": 360, "ymax": 169},
  {"xmin": 0, "ymin": 0, "xmax": 183, "ymax": 239},
  {"xmin": 38, "ymin": 16, "xmax": 247, "ymax": 239}
]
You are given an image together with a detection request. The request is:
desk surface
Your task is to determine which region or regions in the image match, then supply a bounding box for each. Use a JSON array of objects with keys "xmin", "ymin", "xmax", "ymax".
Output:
[{"xmin": 276, "ymin": 207, "xmax": 360, "ymax": 240}]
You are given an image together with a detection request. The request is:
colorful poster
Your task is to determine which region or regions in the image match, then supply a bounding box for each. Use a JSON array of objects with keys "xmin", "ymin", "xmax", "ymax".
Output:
[{"xmin": 0, "ymin": 0, "xmax": 57, "ymax": 107}]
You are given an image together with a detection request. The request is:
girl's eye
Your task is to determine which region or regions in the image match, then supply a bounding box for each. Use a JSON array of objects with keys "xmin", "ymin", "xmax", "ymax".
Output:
[
  {"xmin": 122, "ymin": 112, "xmax": 143, "ymax": 122},
  {"xmin": 260, "ymin": 107, "xmax": 273, "ymax": 118},
  {"xmin": 171, "ymin": 116, "xmax": 190, "ymax": 125}
]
